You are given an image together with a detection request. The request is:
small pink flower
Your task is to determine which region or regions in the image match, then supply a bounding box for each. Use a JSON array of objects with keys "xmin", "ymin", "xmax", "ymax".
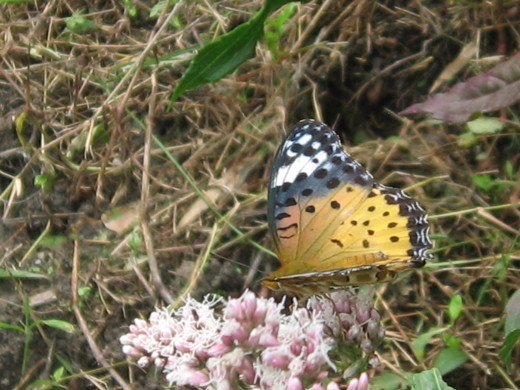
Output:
[
  {"xmin": 262, "ymin": 348, "xmax": 292, "ymax": 369},
  {"xmin": 257, "ymin": 331, "xmax": 281, "ymax": 348},
  {"xmin": 242, "ymin": 290, "xmax": 258, "ymax": 318},
  {"xmin": 239, "ymin": 357, "xmax": 256, "ymax": 384},
  {"xmin": 326, "ymin": 381, "xmax": 341, "ymax": 390},
  {"xmin": 165, "ymin": 365, "xmax": 209, "ymax": 387},
  {"xmin": 136, "ymin": 356, "xmax": 150, "ymax": 367},
  {"xmin": 207, "ymin": 342, "xmax": 231, "ymax": 357},
  {"xmin": 220, "ymin": 320, "xmax": 248, "ymax": 344},
  {"xmin": 287, "ymin": 376, "xmax": 304, "ymax": 390},
  {"xmin": 347, "ymin": 372, "xmax": 369, "ymax": 390}
]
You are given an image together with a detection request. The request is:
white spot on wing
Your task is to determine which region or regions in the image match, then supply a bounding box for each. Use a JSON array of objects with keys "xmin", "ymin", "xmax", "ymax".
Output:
[
  {"xmin": 294, "ymin": 133, "xmax": 312, "ymax": 146},
  {"xmin": 286, "ymin": 149, "xmax": 297, "ymax": 158},
  {"xmin": 274, "ymin": 153, "xmax": 324, "ymax": 186},
  {"xmin": 313, "ymin": 151, "xmax": 329, "ymax": 165}
]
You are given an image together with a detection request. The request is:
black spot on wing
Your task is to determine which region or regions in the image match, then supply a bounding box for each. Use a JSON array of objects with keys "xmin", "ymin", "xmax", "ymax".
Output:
[{"xmin": 331, "ymin": 239, "xmax": 344, "ymax": 248}]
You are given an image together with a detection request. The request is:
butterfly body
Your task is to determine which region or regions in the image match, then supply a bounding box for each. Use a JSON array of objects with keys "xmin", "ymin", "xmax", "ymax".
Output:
[{"xmin": 263, "ymin": 120, "xmax": 432, "ymax": 295}]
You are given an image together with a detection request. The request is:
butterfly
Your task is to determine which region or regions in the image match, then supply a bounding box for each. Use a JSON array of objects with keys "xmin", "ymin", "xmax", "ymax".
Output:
[{"xmin": 262, "ymin": 120, "xmax": 432, "ymax": 295}]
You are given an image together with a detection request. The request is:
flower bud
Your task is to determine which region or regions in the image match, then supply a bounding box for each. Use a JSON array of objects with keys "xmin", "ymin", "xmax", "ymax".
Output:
[
  {"xmin": 287, "ymin": 377, "xmax": 304, "ymax": 390},
  {"xmin": 326, "ymin": 382, "xmax": 340, "ymax": 390},
  {"xmin": 242, "ymin": 291, "xmax": 258, "ymax": 319},
  {"xmin": 240, "ymin": 358, "xmax": 256, "ymax": 384},
  {"xmin": 262, "ymin": 349, "xmax": 292, "ymax": 369},
  {"xmin": 207, "ymin": 343, "xmax": 231, "ymax": 357}
]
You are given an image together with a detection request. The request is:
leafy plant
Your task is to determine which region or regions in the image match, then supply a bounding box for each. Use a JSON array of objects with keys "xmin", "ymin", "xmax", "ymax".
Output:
[
  {"xmin": 34, "ymin": 172, "xmax": 55, "ymax": 192},
  {"xmin": 457, "ymin": 117, "xmax": 505, "ymax": 147},
  {"xmin": 121, "ymin": 0, "xmax": 138, "ymax": 18},
  {"xmin": 0, "ymin": 298, "xmax": 75, "ymax": 379},
  {"xmin": 65, "ymin": 11, "xmax": 96, "ymax": 34},
  {"xmin": 471, "ymin": 174, "xmax": 512, "ymax": 201},
  {"xmin": 411, "ymin": 368, "xmax": 456, "ymax": 390},
  {"xmin": 265, "ymin": 3, "xmax": 298, "ymax": 57},
  {"xmin": 412, "ymin": 295, "xmax": 468, "ymax": 376},
  {"xmin": 170, "ymin": 0, "xmax": 298, "ymax": 103}
]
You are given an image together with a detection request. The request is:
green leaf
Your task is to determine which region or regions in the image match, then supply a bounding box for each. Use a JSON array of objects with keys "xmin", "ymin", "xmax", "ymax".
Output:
[
  {"xmin": 0, "ymin": 322, "xmax": 26, "ymax": 333},
  {"xmin": 411, "ymin": 368, "xmax": 456, "ymax": 390},
  {"xmin": 466, "ymin": 117, "xmax": 504, "ymax": 134},
  {"xmin": 78, "ymin": 286, "xmax": 93, "ymax": 299},
  {"xmin": 170, "ymin": 0, "xmax": 294, "ymax": 102},
  {"xmin": 504, "ymin": 160, "xmax": 514, "ymax": 180},
  {"xmin": 499, "ymin": 328, "xmax": 520, "ymax": 365},
  {"xmin": 442, "ymin": 333, "xmax": 461, "ymax": 350},
  {"xmin": 434, "ymin": 347, "xmax": 468, "ymax": 375},
  {"xmin": 129, "ymin": 230, "xmax": 142, "ymax": 252},
  {"xmin": 65, "ymin": 11, "xmax": 96, "ymax": 34},
  {"xmin": 505, "ymin": 289, "xmax": 520, "ymax": 335},
  {"xmin": 269, "ymin": 2, "xmax": 296, "ymax": 29},
  {"xmin": 457, "ymin": 131, "xmax": 477, "ymax": 147},
  {"xmin": 122, "ymin": 0, "xmax": 139, "ymax": 18},
  {"xmin": 265, "ymin": 3, "xmax": 297, "ymax": 56},
  {"xmin": 471, "ymin": 174, "xmax": 493, "ymax": 191},
  {"xmin": 41, "ymin": 319, "xmax": 75, "ymax": 333},
  {"xmin": 412, "ymin": 327, "xmax": 447, "ymax": 360},
  {"xmin": 150, "ymin": 0, "xmax": 182, "ymax": 24},
  {"xmin": 51, "ymin": 366, "xmax": 66, "ymax": 381},
  {"xmin": 34, "ymin": 173, "xmax": 54, "ymax": 192},
  {"xmin": 55, "ymin": 353, "xmax": 75, "ymax": 374},
  {"xmin": 171, "ymin": 12, "xmax": 264, "ymax": 101},
  {"xmin": 370, "ymin": 371, "xmax": 410, "ymax": 390},
  {"xmin": 447, "ymin": 294, "xmax": 463, "ymax": 324},
  {"xmin": 265, "ymin": 0, "xmax": 298, "ymax": 12},
  {"xmin": 39, "ymin": 234, "xmax": 68, "ymax": 248},
  {"xmin": 150, "ymin": 0, "xmax": 167, "ymax": 18}
]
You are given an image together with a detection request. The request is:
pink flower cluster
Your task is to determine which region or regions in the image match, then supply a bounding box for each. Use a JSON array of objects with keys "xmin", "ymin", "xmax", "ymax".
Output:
[
  {"xmin": 308, "ymin": 289, "xmax": 385, "ymax": 380},
  {"xmin": 120, "ymin": 290, "xmax": 378, "ymax": 389},
  {"xmin": 309, "ymin": 288, "xmax": 385, "ymax": 347},
  {"xmin": 120, "ymin": 294, "xmax": 224, "ymax": 385}
]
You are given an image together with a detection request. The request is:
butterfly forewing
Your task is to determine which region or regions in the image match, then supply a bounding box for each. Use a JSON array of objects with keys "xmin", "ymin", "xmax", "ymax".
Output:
[
  {"xmin": 264, "ymin": 120, "xmax": 432, "ymax": 294},
  {"xmin": 267, "ymin": 120, "xmax": 373, "ymax": 261}
]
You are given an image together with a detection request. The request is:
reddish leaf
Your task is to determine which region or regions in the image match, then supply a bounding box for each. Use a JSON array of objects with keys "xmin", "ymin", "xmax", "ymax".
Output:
[{"xmin": 401, "ymin": 53, "xmax": 520, "ymax": 122}]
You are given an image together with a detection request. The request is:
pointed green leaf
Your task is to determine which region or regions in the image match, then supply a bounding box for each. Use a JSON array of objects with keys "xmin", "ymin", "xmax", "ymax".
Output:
[
  {"xmin": 171, "ymin": 0, "xmax": 294, "ymax": 102},
  {"xmin": 466, "ymin": 117, "xmax": 504, "ymax": 134},
  {"xmin": 447, "ymin": 294, "xmax": 463, "ymax": 324},
  {"xmin": 171, "ymin": 11, "xmax": 266, "ymax": 101},
  {"xmin": 42, "ymin": 319, "xmax": 75, "ymax": 333},
  {"xmin": 499, "ymin": 328, "xmax": 520, "ymax": 365},
  {"xmin": 411, "ymin": 368, "xmax": 456, "ymax": 390},
  {"xmin": 412, "ymin": 327, "xmax": 447, "ymax": 360},
  {"xmin": 434, "ymin": 347, "xmax": 468, "ymax": 375}
]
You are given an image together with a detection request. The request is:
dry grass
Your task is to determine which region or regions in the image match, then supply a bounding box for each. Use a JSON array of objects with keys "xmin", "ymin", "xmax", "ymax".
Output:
[{"xmin": 0, "ymin": 0, "xmax": 519, "ymax": 389}]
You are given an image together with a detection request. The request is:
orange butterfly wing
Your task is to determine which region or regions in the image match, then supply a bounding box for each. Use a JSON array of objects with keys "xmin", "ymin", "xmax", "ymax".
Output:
[{"xmin": 263, "ymin": 120, "xmax": 432, "ymax": 294}]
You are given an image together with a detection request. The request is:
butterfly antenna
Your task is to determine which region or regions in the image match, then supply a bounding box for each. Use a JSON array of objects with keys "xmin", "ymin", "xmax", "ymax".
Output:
[{"xmin": 210, "ymin": 251, "xmax": 270, "ymax": 277}]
